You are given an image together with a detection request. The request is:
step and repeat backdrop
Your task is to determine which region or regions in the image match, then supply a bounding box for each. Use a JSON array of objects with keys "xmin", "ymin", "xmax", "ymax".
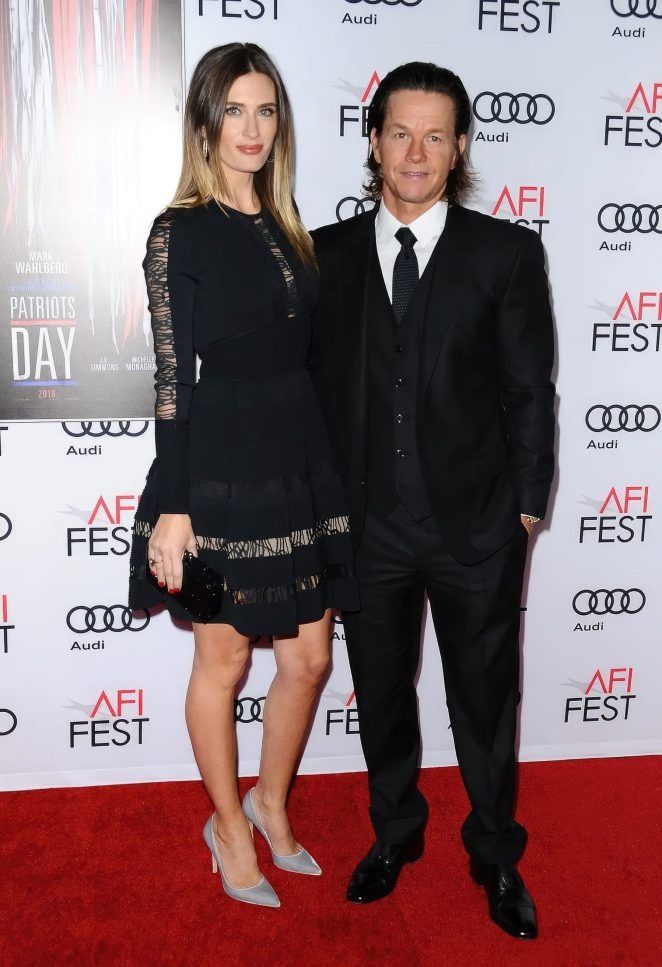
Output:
[{"xmin": 1, "ymin": 0, "xmax": 660, "ymax": 789}]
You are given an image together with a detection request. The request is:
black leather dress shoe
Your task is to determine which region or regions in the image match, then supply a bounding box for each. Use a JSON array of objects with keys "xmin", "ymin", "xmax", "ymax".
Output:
[
  {"xmin": 346, "ymin": 837, "xmax": 424, "ymax": 904},
  {"xmin": 470, "ymin": 859, "xmax": 538, "ymax": 939}
]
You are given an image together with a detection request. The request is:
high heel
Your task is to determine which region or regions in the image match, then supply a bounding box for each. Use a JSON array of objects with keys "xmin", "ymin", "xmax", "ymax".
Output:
[
  {"xmin": 242, "ymin": 788, "xmax": 322, "ymax": 876},
  {"xmin": 203, "ymin": 815, "xmax": 281, "ymax": 908}
]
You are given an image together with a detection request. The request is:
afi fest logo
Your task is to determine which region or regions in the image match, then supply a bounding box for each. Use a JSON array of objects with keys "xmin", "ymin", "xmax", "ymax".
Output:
[
  {"xmin": 578, "ymin": 485, "xmax": 651, "ymax": 543},
  {"xmin": 564, "ymin": 667, "xmax": 636, "ymax": 723},
  {"xmin": 572, "ymin": 588, "xmax": 645, "ymax": 633},
  {"xmin": 491, "ymin": 184, "xmax": 548, "ymax": 237},
  {"xmin": 591, "ymin": 291, "xmax": 662, "ymax": 353},
  {"xmin": 337, "ymin": 71, "xmax": 381, "ymax": 137},
  {"xmin": 477, "ymin": 0, "xmax": 561, "ymax": 32},
  {"xmin": 603, "ymin": 82, "xmax": 662, "ymax": 146},
  {"xmin": 324, "ymin": 687, "xmax": 359, "ymax": 735},
  {"xmin": 65, "ymin": 494, "xmax": 137, "ymax": 556},
  {"xmin": 196, "ymin": 0, "xmax": 279, "ymax": 19},
  {"xmin": 9, "ymin": 293, "xmax": 76, "ymax": 388},
  {"xmin": 1, "ymin": 595, "xmax": 14, "ymax": 654},
  {"xmin": 68, "ymin": 689, "xmax": 148, "ymax": 747}
]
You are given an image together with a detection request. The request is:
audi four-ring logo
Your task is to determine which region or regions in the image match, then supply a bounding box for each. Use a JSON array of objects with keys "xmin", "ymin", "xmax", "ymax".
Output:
[
  {"xmin": 610, "ymin": 0, "xmax": 662, "ymax": 18},
  {"xmin": 234, "ymin": 696, "xmax": 266, "ymax": 723},
  {"xmin": 336, "ymin": 196, "xmax": 376, "ymax": 221},
  {"xmin": 345, "ymin": 0, "xmax": 422, "ymax": 5},
  {"xmin": 473, "ymin": 92, "xmax": 555, "ymax": 125},
  {"xmin": 66, "ymin": 606, "xmax": 151, "ymax": 633},
  {"xmin": 585, "ymin": 404, "xmax": 661, "ymax": 433},
  {"xmin": 598, "ymin": 204, "xmax": 662, "ymax": 234},
  {"xmin": 0, "ymin": 513, "xmax": 12, "ymax": 541},
  {"xmin": 62, "ymin": 421, "xmax": 149, "ymax": 437},
  {"xmin": 0, "ymin": 709, "xmax": 18, "ymax": 736},
  {"xmin": 572, "ymin": 589, "xmax": 646, "ymax": 615}
]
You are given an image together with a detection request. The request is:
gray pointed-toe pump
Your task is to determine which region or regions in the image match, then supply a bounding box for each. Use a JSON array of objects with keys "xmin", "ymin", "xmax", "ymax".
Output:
[
  {"xmin": 203, "ymin": 815, "xmax": 281, "ymax": 908},
  {"xmin": 242, "ymin": 788, "xmax": 322, "ymax": 876}
]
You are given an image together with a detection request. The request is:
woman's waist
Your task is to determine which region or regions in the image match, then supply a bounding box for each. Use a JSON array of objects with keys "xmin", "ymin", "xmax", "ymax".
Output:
[
  {"xmin": 194, "ymin": 366, "xmax": 314, "ymax": 408},
  {"xmin": 198, "ymin": 322, "xmax": 310, "ymax": 381}
]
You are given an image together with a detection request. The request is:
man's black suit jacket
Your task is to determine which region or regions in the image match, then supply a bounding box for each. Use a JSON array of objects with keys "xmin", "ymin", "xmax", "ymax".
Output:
[{"xmin": 310, "ymin": 203, "xmax": 556, "ymax": 566}]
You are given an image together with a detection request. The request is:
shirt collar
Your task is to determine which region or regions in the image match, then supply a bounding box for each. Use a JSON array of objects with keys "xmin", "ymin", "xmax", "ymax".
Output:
[{"xmin": 376, "ymin": 198, "xmax": 448, "ymax": 247}]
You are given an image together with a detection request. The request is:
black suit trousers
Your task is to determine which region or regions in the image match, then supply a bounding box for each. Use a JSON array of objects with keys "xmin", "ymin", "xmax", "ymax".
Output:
[{"xmin": 342, "ymin": 501, "xmax": 529, "ymax": 866}]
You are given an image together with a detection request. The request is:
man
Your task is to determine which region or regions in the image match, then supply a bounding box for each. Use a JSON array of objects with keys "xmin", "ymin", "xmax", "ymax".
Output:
[{"xmin": 310, "ymin": 63, "xmax": 555, "ymax": 940}]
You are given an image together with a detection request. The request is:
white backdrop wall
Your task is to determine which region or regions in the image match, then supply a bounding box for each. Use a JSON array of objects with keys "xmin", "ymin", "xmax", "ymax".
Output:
[{"xmin": 1, "ymin": 0, "xmax": 661, "ymax": 790}]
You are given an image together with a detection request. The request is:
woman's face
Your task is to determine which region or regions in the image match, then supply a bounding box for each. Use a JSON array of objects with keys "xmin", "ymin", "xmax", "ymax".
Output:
[{"xmin": 217, "ymin": 71, "xmax": 278, "ymax": 176}]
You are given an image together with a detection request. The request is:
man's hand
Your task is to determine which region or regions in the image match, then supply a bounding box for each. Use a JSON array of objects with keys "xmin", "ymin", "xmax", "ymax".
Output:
[{"xmin": 520, "ymin": 514, "xmax": 539, "ymax": 537}]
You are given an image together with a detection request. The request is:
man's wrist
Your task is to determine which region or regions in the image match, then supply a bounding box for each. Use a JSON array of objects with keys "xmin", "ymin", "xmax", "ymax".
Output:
[{"xmin": 521, "ymin": 514, "xmax": 541, "ymax": 526}]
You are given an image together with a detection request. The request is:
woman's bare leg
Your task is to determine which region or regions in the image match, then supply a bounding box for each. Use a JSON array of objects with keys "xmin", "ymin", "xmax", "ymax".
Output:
[
  {"xmin": 251, "ymin": 610, "xmax": 332, "ymax": 854},
  {"xmin": 186, "ymin": 621, "xmax": 261, "ymax": 887}
]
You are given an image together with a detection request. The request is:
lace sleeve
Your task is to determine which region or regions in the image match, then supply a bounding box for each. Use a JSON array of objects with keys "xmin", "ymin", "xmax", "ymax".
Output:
[{"xmin": 143, "ymin": 210, "xmax": 197, "ymax": 513}]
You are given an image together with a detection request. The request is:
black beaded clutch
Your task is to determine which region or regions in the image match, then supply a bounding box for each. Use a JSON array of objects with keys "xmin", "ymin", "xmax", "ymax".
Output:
[{"xmin": 146, "ymin": 550, "xmax": 224, "ymax": 623}]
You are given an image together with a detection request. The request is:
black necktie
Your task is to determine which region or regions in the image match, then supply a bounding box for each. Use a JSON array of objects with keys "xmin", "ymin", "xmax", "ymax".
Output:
[{"xmin": 392, "ymin": 226, "xmax": 419, "ymax": 322}]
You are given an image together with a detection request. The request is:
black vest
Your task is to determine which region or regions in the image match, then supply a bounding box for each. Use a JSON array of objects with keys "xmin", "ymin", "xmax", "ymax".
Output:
[{"xmin": 366, "ymin": 236, "xmax": 437, "ymax": 520}]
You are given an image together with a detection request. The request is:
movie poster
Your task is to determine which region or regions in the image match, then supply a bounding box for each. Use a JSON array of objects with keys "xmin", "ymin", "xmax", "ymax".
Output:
[{"xmin": 0, "ymin": 0, "xmax": 182, "ymax": 419}]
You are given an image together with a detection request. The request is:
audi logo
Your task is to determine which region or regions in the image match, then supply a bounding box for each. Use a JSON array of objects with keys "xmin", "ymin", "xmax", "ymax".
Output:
[
  {"xmin": 572, "ymin": 589, "xmax": 646, "ymax": 616},
  {"xmin": 66, "ymin": 605, "xmax": 151, "ymax": 634},
  {"xmin": 336, "ymin": 196, "xmax": 376, "ymax": 221},
  {"xmin": 597, "ymin": 203, "xmax": 662, "ymax": 235},
  {"xmin": 61, "ymin": 421, "xmax": 149, "ymax": 437},
  {"xmin": 473, "ymin": 92, "xmax": 555, "ymax": 125},
  {"xmin": 610, "ymin": 0, "xmax": 662, "ymax": 18},
  {"xmin": 0, "ymin": 513, "xmax": 12, "ymax": 541},
  {"xmin": 0, "ymin": 708, "xmax": 18, "ymax": 736},
  {"xmin": 586, "ymin": 404, "xmax": 661, "ymax": 433},
  {"xmin": 234, "ymin": 696, "xmax": 266, "ymax": 723},
  {"xmin": 345, "ymin": 0, "xmax": 422, "ymax": 5}
]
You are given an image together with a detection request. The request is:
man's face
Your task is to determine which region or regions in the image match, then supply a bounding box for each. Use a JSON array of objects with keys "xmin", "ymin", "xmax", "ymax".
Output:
[{"xmin": 371, "ymin": 90, "xmax": 466, "ymax": 211}]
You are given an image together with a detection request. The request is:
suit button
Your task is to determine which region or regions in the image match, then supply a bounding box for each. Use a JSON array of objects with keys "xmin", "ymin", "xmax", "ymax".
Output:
[
  {"xmin": 395, "ymin": 413, "xmax": 406, "ymax": 424},
  {"xmin": 393, "ymin": 344, "xmax": 403, "ymax": 353},
  {"xmin": 360, "ymin": 479, "xmax": 366, "ymax": 487},
  {"xmin": 396, "ymin": 449, "xmax": 410, "ymax": 458},
  {"xmin": 395, "ymin": 377, "xmax": 404, "ymax": 388}
]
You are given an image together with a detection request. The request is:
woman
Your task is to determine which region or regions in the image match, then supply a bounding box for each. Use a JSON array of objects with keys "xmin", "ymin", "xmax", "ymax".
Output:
[{"xmin": 128, "ymin": 43, "xmax": 358, "ymax": 909}]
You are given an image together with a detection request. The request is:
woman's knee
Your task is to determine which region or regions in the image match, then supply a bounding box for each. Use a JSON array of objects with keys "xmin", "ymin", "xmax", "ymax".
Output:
[
  {"xmin": 277, "ymin": 646, "xmax": 330, "ymax": 687},
  {"xmin": 193, "ymin": 628, "xmax": 250, "ymax": 687}
]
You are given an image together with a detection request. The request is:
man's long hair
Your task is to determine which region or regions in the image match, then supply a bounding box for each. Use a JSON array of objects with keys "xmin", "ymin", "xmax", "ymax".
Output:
[{"xmin": 364, "ymin": 62, "xmax": 476, "ymax": 206}]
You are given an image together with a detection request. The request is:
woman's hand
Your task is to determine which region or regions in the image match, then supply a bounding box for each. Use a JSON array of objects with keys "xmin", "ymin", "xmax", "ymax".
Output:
[{"xmin": 148, "ymin": 514, "xmax": 197, "ymax": 593}]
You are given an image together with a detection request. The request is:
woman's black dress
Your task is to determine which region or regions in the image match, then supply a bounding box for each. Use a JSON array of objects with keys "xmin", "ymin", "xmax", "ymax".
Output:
[{"xmin": 128, "ymin": 202, "xmax": 358, "ymax": 636}]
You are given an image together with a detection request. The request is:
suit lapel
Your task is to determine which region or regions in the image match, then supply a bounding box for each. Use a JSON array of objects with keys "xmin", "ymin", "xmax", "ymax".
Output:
[
  {"xmin": 419, "ymin": 205, "xmax": 469, "ymax": 396},
  {"xmin": 339, "ymin": 208, "xmax": 378, "ymax": 450}
]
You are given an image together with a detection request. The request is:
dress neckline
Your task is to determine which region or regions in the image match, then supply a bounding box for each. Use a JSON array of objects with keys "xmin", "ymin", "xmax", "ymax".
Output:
[{"xmin": 214, "ymin": 198, "xmax": 262, "ymax": 219}]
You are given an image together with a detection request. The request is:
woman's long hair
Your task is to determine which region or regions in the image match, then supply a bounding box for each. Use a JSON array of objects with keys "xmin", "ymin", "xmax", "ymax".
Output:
[
  {"xmin": 364, "ymin": 62, "xmax": 476, "ymax": 206},
  {"xmin": 172, "ymin": 43, "xmax": 315, "ymax": 266}
]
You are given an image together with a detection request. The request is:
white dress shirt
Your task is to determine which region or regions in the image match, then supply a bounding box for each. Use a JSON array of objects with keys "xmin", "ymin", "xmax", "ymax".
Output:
[{"xmin": 375, "ymin": 199, "xmax": 448, "ymax": 301}]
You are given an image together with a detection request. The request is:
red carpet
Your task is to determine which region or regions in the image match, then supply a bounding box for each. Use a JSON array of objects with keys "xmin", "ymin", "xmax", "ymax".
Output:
[{"xmin": 1, "ymin": 758, "xmax": 660, "ymax": 966}]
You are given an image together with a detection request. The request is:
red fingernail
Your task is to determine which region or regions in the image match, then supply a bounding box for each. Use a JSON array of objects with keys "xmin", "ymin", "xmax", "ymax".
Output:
[
  {"xmin": 168, "ymin": 588, "xmax": 180, "ymax": 595},
  {"xmin": 158, "ymin": 581, "xmax": 165, "ymax": 588}
]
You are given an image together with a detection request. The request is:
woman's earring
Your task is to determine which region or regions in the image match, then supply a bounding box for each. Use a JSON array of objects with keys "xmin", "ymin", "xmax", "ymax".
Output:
[{"xmin": 202, "ymin": 137, "xmax": 209, "ymax": 160}]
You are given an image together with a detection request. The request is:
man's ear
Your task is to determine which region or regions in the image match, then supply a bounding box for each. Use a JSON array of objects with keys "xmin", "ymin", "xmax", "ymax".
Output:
[{"xmin": 452, "ymin": 132, "xmax": 467, "ymax": 169}]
